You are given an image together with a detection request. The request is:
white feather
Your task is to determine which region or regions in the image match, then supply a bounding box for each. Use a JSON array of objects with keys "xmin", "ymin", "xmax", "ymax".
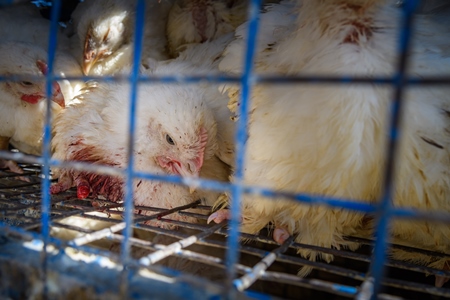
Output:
[
  {"xmin": 216, "ymin": 0, "xmax": 450, "ymax": 280},
  {"xmin": 70, "ymin": 0, "xmax": 174, "ymax": 75}
]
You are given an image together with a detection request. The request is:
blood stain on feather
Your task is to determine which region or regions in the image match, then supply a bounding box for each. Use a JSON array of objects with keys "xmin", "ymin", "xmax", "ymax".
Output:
[{"xmin": 68, "ymin": 144, "xmax": 124, "ymax": 202}]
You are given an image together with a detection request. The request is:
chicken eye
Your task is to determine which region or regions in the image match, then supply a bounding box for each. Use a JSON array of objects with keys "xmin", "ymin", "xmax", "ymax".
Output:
[
  {"xmin": 21, "ymin": 81, "xmax": 33, "ymax": 86},
  {"xmin": 166, "ymin": 134, "xmax": 175, "ymax": 145}
]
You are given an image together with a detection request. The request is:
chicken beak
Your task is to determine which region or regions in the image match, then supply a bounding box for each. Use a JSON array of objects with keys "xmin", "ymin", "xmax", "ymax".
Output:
[
  {"xmin": 174, "ymin": 162, "xmax": 197, "ymax": 178},
  {"xmin": 51, "ymin": 82, "xmax": 65, "ymax": 108},
  {"xmin": 82, "ymin": 54, "xmax": 98, "ymax": 75},
  {"xmin": 183, "ymin": 159, "xmax": 202, "ymax": 194},
  {"xmin": 187, "ymin": 159, "xmax": 201, "ymax": 177},
  {"xmin": 83, "ymin": 29, "xmax": 99, "ymax": 75},
  {"xmin": 172, "ymin": 164, "xmax": 198, "ymax": 194}
]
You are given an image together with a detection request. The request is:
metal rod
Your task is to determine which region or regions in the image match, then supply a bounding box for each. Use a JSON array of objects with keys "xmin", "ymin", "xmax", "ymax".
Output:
[
  {"xmin": 139, "ymin": 222, "xmax": 225, "ymax": 266},
  {"xmin": 39, "ymin": 1, "xmax": 62, "ymax": 298},
  {"xmin": 0, "ymin": 74, "xmax": 449, "ymax": 86},
  {"xmin": 225, "ymin": 0, "xmax": 260, "ymax": 288},
  {"xmin": 367, "ymin": 2, "xmax": 420, "ymax": 298},
  {"xmin": 233, "ymin": 235, "xmax": 295, "ymax": 291}
]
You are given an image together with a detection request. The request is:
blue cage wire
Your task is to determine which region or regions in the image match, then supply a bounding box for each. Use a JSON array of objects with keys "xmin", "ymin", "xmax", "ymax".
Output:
[{"xmin": 0, "ymin": 0, "xmax": 450, "ymax": 299}]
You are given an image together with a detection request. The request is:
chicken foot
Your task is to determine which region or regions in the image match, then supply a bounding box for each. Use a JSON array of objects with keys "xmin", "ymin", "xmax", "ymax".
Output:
[
  {"xmin": 435, "ymin": 260, "xmax": 450, "ymax": 288},
  {"xmin": 0, "ymin": 136, "xmax": 30, "ymax": 181},
  {"xmin": 208, "ymin": 209, "xmax": 290, "ymax": 244},
  {"xmin": 50, "ymin": 171, "xmax": 90, "ymax": 200},
  {"xmin": 207, "ymin": 209, "xmax": 235, "ymax": 224}
]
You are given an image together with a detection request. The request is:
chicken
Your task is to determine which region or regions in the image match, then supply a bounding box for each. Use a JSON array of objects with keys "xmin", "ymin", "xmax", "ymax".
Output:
[
  {"xmin": 145, "ymin": 36, "xmax": 237, "ymax": 206},
  {"xmin": 209, "ymin": 0, "xmax": 450, "ymax": 285},
  {"xmin": 381, "ymin": 3, "xmax": 450, "ymax": 288},
  {"xmin": 0, "ymin": 2, "xmax": 84, "ymax": 102},
  {"xmin": 0, "ymin": 2, "xmax": 84, "ymax": 175},
  {"xmin": 156, "ymin": 33, "xmax": 236, "ymax": 167},
  {"xmin": 50, "ymin": 76, "xmax": 225, "ymax": 227},
  {"xmin": 166, "ymin": 0, "xmax": 241, "ymax": 57},
  {"xmin": 0, "ymin": 41, "xmax": 65, "ymax": 173},
  {"xmin": 69, "ymin": 0, "xmax": 174, "ymax": 76},
  {"xmin": 217, "ymin": 0, "xmax": 297, "ymax": 120}
]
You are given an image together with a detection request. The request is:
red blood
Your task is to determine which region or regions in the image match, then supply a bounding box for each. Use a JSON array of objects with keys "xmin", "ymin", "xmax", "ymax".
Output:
[
  {"xmin": 21, "ymin": 94, "xmax": 43, "ymax": 104},
  {"xmin": 67, "ymin": 145, "xmax": 124, "ymax": 202},
  {"xmin": 77, "ymin": 183, "xmax": 90, "ymax": 199},
  {"xmin": 50, "ymin": 184, "xmax": 62, "ymax": 194}
]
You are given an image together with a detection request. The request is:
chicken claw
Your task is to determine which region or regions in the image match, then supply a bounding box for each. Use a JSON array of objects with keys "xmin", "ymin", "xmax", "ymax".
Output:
[
  {"xmin": 50, "ymin": 173, "xmax": 73, "ymax": 195},
  {"xmin": 0, "ymin": 159, "xmax": 30, "ymax": 182},
  {"xmin": 435, "ymin": 261, "xmax": 450, "ymax": 287},
  {"xmin": 207, "ymin": 209, "xmax": 233, "ymax": 224},
  {"xmin": 0, "ymin": 159, "xmax": 22, "ymax": 173},
  {"xmin": 273, "ymin": 227, "xmax": 290, "ymax": 244},
  {"xmin": 208, "ymin": 210, "xmax": 290, "ymax": 244}
]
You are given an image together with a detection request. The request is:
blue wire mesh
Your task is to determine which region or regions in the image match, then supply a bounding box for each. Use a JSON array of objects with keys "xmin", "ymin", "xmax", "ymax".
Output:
[{"xmin": 0, "ymin": 0, "xmax": 450, "ymax": 299}]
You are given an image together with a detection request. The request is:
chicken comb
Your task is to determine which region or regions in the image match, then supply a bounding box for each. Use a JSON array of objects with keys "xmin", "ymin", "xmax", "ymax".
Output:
[{"xmin": 36, "ymin": 60, "xmax": 48, "ymax": 75}]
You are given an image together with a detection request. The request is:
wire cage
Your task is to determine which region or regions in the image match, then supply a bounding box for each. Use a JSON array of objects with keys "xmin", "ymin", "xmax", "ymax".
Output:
[{"xmin": 0, "ymin": 0, "xmax": 450, "ymax": 299}]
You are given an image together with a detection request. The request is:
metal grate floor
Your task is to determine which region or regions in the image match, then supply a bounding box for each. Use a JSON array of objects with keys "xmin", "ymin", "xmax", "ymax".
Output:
[{"xmin": 1, "ymin": 164, "xmax": 449, "ymax": 299}]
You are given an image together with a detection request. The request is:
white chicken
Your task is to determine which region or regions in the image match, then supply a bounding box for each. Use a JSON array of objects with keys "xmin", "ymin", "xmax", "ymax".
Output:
[
  {"xmin": 0, "ymin": 2, "xmax": 84, "ymax": 176},
  {"xmin": 50, "ymin": 74, "xmax": 227, "ymax": 227},
  {"xmin": 69, "ymin": 0, "xmax": 174, "ymax": 76},
  {"xmin": 209, "ymin": 0, "xmax": 450, "ymax": 286},
  {"xmin": 0, "ymin": 2, "xmax": 84, "ymax": 103},
  {"xmin": 156, "ymin": 33, "xmax": 236, "ymax": 167},
  {"xmin": 0, "ymin": 41, "xmax": 65, "ymax": 173}
]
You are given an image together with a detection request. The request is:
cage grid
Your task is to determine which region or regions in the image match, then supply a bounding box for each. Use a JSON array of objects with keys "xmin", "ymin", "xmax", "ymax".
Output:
[
  {"xmin": 1, "ymin": 164, "xmax": 450, "ymax": 299},
  {"xmin": 1, "ymin": 0, "xmax": 450, "ymax": 299}
]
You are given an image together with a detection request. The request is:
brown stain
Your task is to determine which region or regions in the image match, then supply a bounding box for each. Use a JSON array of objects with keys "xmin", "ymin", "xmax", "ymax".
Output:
[
  {"xmin": 343, "ymin": 19, "xmax": 373, "ymax": 44},
  {"xmin": 420, "ymin": 136, "xmax": 444, "ymax": 149},
  {"xmin": 336, "ymin": 2, "xmax": 375, "ymax": 45},
  {"xmin": 191, "ymin": 0, "xmax": 210, "ymax": 42}
]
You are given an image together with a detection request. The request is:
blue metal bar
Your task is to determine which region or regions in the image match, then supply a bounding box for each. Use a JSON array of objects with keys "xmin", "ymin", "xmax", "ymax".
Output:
[
  {"xmin": 2, "ymin": 149, "xmax": 450, "ymax": 224},
  {"xmin": 0, "ymin": 223, "xmax": 206, "ymax": 288},
  {"xmin": 0, "ymin": 1, "xmax": 449, "ymax": 298},
  {"xmin": 367, "ymin": 1, "xmax": 419, "ymax": 299},
  {"xmin": 119, "ymin": 0, "xmax": 147, "ymax": 297},
  {"xmin": 5, "ymin": 74, "xmax": 450, "ymax": 85},
  {"xmin": 1, "ymin": 74, "xmax": 450, "ymax": 85},
  {"xmin": 40, "ymin": 0, "xmax": 61, "ymax": 298},
  {"xmin": 2, "ymin": 154, "xmax": 450, "ymax": 226},
  {"xmin": 225, "ymin": 0, "xmax": 262, "ymax": 293}
]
